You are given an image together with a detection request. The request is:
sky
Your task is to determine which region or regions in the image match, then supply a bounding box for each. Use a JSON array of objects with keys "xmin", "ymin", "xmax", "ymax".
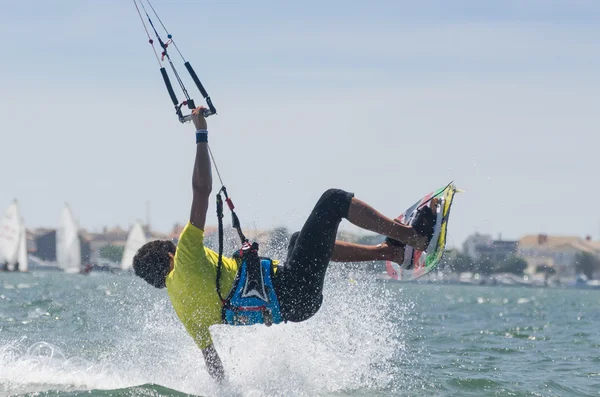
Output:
[{"xmin": 0, "ymin": 0, "xmax": 598, "ymax": 248}]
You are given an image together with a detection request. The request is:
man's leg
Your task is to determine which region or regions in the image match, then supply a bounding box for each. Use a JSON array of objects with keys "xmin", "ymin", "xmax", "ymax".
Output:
[
  {"xmin": 346, "ymin": 198, "xmax": 430, "ymax": 250},
  {"xmin": 276, "ymin": 188, "xmax": 414, "ymax": 321},
  {"xmin": 276, "ymin": 189, "xmax": 355, "ymax": 322},
  {"xmin": 330, "ymin": 240, "xmax": 403, "ymax": 263},
  {"xmin": 285, "ymin": 233, "xmax": 397, "ymax": 267}
]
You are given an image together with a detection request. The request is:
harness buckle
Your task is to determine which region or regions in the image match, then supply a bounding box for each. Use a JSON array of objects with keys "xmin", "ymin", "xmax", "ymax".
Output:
[{"xmin": 262, "ymin": 307, "xmax": 273, "ymax": 327}]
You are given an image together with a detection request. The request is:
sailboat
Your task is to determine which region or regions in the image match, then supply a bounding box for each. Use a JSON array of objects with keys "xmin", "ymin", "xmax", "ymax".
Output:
[
  {"xmin": 56, "ymin": 204, "xmax": 82, "ymax": 274},
  {"xmin": 16, "ymin": 217, "xmax": 28, "ymax": 272},
  {"xmin": 0, "ymin": 200, "xmax": 28, "ymax": 272},
  {"xmin": 121, "ymin": 221, "xmax": 147, "ymax": 271}
]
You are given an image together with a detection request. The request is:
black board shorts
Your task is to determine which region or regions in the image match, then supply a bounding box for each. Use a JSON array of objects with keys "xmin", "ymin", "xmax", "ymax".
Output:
[{"xmin": 273, "ymin": 188, "xmax": 354, "ymax": 322}]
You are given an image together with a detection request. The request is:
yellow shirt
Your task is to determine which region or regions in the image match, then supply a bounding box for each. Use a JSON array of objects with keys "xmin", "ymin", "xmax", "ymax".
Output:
[{"xmin": 166, "ymin": 222, "xmax": 239, "ymax": 349}]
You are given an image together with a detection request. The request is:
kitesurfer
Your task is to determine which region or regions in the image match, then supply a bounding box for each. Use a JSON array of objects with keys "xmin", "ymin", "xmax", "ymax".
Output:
[{"xmin": 132, "ymin": 107, "xmax": 437, "ymax": 382}]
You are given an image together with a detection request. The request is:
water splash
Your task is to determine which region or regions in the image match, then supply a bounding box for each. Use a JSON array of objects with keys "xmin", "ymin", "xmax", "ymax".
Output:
[
  {"xmin": 0, "ymin": 259, "xmax": 414, "ymax": 396},
  {"xmin": 0, "ymin": 339, "xmax": 134, "ymax": 394}
]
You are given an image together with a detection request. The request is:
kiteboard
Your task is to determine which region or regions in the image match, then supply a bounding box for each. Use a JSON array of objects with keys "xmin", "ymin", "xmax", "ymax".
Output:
[{"xmin": 385, "ymin": 181, "xmax": 460, "ymax": 281}]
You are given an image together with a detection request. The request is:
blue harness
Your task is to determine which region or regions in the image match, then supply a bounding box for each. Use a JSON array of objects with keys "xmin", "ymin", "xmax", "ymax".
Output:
[
  {"xmin": 214, "ymin": 188, "xmax": 284, "ymax": 326},
  {"xmin": 221, "ymin": 243, "xmax": 284, "ymax": 326}
]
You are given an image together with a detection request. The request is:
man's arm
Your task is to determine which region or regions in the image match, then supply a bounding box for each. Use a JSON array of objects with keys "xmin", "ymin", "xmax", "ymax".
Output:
[
  {"xmin": 202, "ymin": 344, "xmax": 226, "ymax": 382},
  {"xmin": 190, "ymin": 107, "xmax": 212, "ymax": 230},
  {"xmin": 188, "ymin": 109, "xmax": 227, "ymax": 382}
]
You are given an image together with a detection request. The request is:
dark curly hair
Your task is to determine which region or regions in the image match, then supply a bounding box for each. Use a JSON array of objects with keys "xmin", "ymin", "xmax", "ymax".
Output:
[{"xmin": 133, "ymin": 240, "xmax": 176, "ymax": 288}]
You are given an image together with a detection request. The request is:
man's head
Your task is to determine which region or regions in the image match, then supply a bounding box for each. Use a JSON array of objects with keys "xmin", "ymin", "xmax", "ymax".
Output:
[{"xmin": 133, "ymin": 240, "xmax": 177, "ymax": 288}]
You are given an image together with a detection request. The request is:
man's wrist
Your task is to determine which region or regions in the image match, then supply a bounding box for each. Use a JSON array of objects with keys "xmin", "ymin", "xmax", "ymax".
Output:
[{"xmin": 196, "ymin": 129, "xmax": 208, "ymax": 143}]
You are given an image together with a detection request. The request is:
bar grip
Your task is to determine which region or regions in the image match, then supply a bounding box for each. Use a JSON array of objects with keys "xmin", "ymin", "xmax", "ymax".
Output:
[
  {"xmin": 178, "ymin": 107, "xmax": 215, "ymax": 123},
  {"xmin": 160, "ymin": 67, "xmax": 179, "ymax": 106},
  {"xmin": 184, "ymin": 62, "xmax": 217, "ymax": 114},
  {"xmin": 184, "ymin": 62, "xmax": 208, "ymax": 97}
]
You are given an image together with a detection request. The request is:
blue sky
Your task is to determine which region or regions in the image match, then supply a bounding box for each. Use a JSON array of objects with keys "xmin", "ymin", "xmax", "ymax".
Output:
[{"xmin": 1, "ymin": 0, "xmax": 598, "ymax": 248}]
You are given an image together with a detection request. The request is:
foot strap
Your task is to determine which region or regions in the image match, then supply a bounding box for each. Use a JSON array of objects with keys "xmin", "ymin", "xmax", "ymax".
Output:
[
  {"xmin": 412, "ymin": 205, "xmax": 437, "ymax": 248},
  {"xmin": 385, "ymin": 236, "xmax": 406, "ymax": 249}
]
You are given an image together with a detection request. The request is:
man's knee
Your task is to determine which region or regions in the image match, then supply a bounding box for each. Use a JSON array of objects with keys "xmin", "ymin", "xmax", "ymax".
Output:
[
  {"xmin": 317, "ymin": 188, "xmax": 354, "ymax": 218},
  {"xmin": 287, "ymin": 231, "xmax": 300, "ymax": 251}
]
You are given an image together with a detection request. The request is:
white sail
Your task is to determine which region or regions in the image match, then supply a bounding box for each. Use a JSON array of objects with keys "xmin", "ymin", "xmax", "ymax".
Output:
[
  {"xmin": 56, "ymin": 204, "xmax": 81, "ymax": 273},
  {"xmin": 121, "ymin": 221, "xmax": 147, "ymax": 271},
  {"xmin": 0, "ymin": 200, "xmax": 22, "ymax": 270},
  {"xmin": 17, "ymin": 217, "xmax": 28, "ymax": 272}
]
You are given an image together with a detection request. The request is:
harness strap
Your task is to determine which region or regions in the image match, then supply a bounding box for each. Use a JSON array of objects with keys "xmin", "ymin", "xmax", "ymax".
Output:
[
  {"xmin": 220, "ymin": 186, "xmax": 247, "ymax": 243},
  {"xmin": 216, "ymin": 192, "xmax": 225, "ymax": 303},
  {"xmin": 215, "ymin": 186, "xmax": 249, "ymax": 305}
]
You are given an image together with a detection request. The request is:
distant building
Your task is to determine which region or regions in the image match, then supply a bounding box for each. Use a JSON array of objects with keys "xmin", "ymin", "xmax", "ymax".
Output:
[
  {"xmin": 518, "ymin": 234, "xmax": 600, "ymax": 277},
  {"xmin": 462, "ymin": 233, "xmax": 518, "ymax": 262},
  {"xmin": 31, "ymin": 228, "xmax": 56, "ymax": 261},
  {"xmin": 478, "ymin": 240, "xmax": 519, "ymax": 263},
  {"xmin": 169, "ymin": 223, "xmax": 185, "ymax": 243},
  {"xmin": 170, "ymin": 223, "xmax": 217, "ymax": 245},
  {"xmin": 85, "ymin": 226, "xmax": 128, "ymax": 253},
  {"xmin": 30, "ymin": 228, "xmax": 90, "ymax": 263},
  {"xmin": 463, "ymin": 233, "xmax": 492, "ymax": 259}
]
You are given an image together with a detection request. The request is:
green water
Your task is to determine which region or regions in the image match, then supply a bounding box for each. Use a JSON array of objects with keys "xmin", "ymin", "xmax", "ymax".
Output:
[{"xmin": 1, "ymin": 271, "xmax": 599, "ymax": 396}]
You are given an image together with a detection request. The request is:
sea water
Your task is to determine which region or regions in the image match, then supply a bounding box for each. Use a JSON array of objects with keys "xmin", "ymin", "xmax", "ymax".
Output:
[{"xmin": 0, "ymin": 270, "xmax": 599, "ymax": 397}]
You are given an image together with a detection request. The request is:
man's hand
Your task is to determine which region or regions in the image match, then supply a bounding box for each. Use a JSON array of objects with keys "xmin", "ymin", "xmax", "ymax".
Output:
[
  {"xmin": 202, "ymin": 344, "xmax": 226, "ymax": 383},
  {"xmin": 192, "ymin": 106, "xmax": 208, "ymax": 131}
]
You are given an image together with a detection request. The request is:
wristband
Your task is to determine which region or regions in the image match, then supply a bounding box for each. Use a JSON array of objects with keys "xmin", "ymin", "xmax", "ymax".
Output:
[{"xmin": 196, "ymin": 129, "xmax": 208, "ymax": 143}]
